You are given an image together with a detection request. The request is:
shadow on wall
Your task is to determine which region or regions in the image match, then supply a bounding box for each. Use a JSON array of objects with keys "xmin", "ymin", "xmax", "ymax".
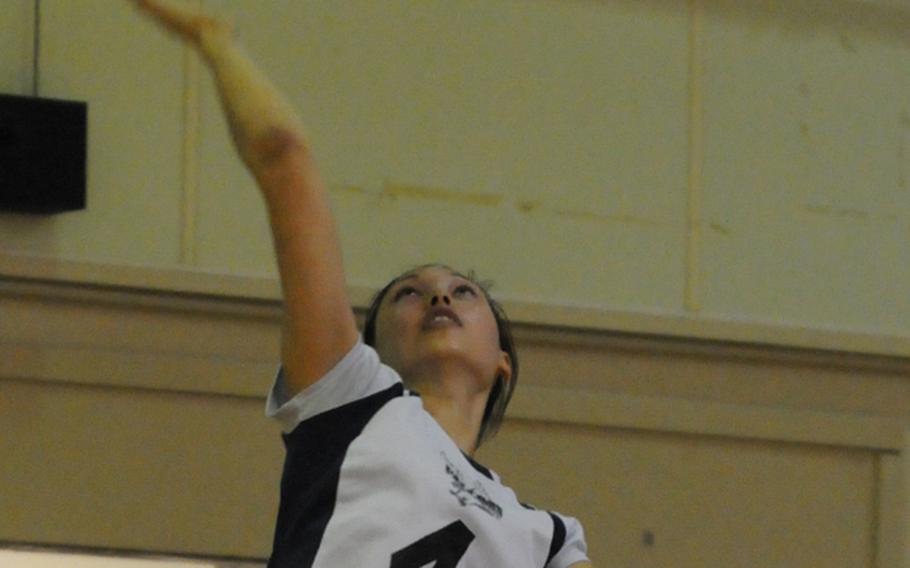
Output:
[{"xmin": 0, "ymin": 212, "xmax": 60, "ymax": 254}]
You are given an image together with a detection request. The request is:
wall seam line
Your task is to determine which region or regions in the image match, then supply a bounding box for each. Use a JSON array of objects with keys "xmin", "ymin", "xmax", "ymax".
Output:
[
  {"xmin": 685, "ymin": 0, "xmax": 705, "ymax": 314},
  {"xmin": 178, "ymin": 1, "xmax": 202, "ymax": 266},
  {"xmin": 872, "ymin": 453, "xmax": 882, "ymax": 568}
]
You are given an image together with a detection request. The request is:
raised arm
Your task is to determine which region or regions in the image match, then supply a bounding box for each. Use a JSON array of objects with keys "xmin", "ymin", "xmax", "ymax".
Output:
[{"xmin": 133, "ymin": 0, "xmax": 359, "ymax": 395}]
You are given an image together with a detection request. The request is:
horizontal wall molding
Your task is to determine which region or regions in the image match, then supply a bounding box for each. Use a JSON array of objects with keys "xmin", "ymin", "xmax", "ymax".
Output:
[
  {"xmin": 1, "ymin": 251, "xmax": 908, "ymax": 359},
  {"xmin": 511, "ymin": 386, "xmax": 905, "ymax": 453},
  {"xmin": 2, "ymin": 265, "xmax": 907, "ymax": 454}
]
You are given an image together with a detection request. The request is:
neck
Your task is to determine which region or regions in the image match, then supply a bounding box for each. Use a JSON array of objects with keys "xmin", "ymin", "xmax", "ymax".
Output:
[{"xmin": 405, "ymin": 366, "xmax": 489, "ymax": 456}]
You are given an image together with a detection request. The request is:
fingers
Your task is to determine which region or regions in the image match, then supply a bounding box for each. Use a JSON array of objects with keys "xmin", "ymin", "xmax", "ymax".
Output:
[
  {"xmin": 133, "ymin": 0, "xmax": 231, "ymax": 45},
  {"xmin": 134, "ymin": 0, "xmax": 199, "ymax": 39}
]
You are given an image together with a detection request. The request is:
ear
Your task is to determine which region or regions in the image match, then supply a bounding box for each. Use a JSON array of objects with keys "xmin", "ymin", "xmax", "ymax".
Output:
[{"xmin": 496, "ymin": 350, "xmax": 513, "ymax": 386}]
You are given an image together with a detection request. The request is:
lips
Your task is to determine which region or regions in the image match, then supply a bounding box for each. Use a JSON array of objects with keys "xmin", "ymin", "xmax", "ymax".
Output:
[{"xmin": 422, "ymin": 306, "xmax": 462, "ymax": 329}]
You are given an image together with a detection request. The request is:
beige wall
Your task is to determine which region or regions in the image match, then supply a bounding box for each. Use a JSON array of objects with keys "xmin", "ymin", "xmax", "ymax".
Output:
[
  {"xmin": 0, "ymin": 280, "xmax": 907, "ymax": 566},
  {"xmin": 0, "ymin": 0, "xmax": 33, "ymax": 95},
  {"xmin": 1, "ymin": 0, "xmax": 909, "ymax": 566}
]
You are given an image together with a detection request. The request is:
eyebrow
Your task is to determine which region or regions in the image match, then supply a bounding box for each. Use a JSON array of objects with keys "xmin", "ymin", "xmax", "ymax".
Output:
[
  {"xmin": 393, "ymin": 270, "xmax": 472, "ymax": 287},
  {"xmin": 389, "ymin": 270, "xmax": 478, "ymax": 290},
  {"xmin": 384, "ymin": 271, "xmax": 486, "ymax": 307}
]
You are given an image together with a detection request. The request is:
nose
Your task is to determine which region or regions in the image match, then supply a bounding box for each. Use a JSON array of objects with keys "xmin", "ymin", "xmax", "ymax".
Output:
[{"xmin": 430, "ymin": 294, "xmax": 451, "ymax": 306}]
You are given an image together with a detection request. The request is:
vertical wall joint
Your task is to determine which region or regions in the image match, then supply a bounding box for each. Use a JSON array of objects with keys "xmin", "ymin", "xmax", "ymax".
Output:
[
  {"xmin": 685, "ymin": 0, "xmax": 705, "ymax": 314},
  {"xmin": 179, "ymin": 2, "xmax": 202, "ymax": 266}
]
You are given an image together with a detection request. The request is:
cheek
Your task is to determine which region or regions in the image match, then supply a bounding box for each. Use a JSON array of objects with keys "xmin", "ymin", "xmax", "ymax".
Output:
[{"xmin": 467, "ymin": 309, "xmax": 502, "ymax": 353}]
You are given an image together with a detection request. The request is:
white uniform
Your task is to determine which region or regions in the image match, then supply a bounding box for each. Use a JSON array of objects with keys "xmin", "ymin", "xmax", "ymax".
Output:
[{"xmin": 266, "ymin": 337, "xmax": 589, "ymax": 568}]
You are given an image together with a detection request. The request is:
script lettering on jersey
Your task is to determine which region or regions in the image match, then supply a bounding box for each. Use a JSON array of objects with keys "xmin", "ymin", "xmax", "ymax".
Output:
[{"xmin": 441, "ymin": 452, "xmax": 503, "ymax": 519}]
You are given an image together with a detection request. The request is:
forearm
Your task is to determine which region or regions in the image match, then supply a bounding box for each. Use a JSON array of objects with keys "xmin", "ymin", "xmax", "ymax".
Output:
[
  {"xmin": 134, "ymin": 0, "xmax": 308, "ymax": 179},
  {"xmin": 198, "ymin": 30, "xmax": 308, "ymax": 177},
  {"xmin": 198, "ymin": 35, "xmax": 359, "ymax": 385},
  {"xmin": 199, "ymin": 27, "xmax": 336, "ymax": 252}
]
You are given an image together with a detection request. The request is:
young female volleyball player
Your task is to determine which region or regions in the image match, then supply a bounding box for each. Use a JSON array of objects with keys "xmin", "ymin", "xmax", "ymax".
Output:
[{"xmin": 134, "ymin": 1, "xmax": 592, "ymax": 566}]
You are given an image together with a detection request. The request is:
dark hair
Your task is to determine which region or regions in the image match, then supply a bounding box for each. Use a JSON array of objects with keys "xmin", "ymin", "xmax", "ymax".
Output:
[{"xmin": 362, "ymin": 264, "xmax": 519, "ymax": 448}]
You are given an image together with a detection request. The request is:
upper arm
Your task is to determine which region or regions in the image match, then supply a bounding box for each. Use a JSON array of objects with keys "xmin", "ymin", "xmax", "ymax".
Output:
[
  {"xmin": 256, "ymin": 145, "xmax": 360, "ymax": 398},
  {"xmin": 138, "ymin": 1, "xmax": 359, "ymax": 398}
]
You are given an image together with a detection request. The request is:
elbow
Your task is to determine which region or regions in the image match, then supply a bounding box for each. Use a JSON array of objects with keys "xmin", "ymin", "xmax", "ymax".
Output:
[{"xmin": 248, "ymin": 126, "xmax": 310, "ymax": 170}]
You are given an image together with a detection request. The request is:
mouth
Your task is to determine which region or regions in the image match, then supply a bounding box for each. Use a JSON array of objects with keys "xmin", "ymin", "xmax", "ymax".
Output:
[{"xmin": 422, "ymin": 306, "xmax": 462, "ymax": 329}]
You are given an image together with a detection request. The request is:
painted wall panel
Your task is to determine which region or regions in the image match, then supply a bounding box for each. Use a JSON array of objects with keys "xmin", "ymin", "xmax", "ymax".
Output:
[
  {"xmin": 1, "ymin": 0, "xmax": 908, "ymax": 345},
  {"xmin": 0, "ymin": 379, "xmax": 881, "ymax": 567},
  {"xmin": 194, "ymin": 0, "xmax": 691, "ymax": 311},
  {"xmin": 699, "ymin": 1, "xmax": 910, "ymax": 336},
  {"xmin": 479, "ymin": 421, "xmax": 876, "ymax": 568},
  {"xmin": 0, "ymin": 380, "xmax": 282, "ymax": 558},
  {"xmin": 0, "ymin": 1, "xmax": 185, "ymax": 266},
  {"xmin": 0, "ymin": 279, "xmax": 901, "ymax": 565}
]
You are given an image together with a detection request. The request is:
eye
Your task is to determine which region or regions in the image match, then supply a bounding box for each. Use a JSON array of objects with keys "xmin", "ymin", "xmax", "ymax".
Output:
[
  {"xmin": 393, "ymin": 286, "xmax": 420, "ymax": 301},
  {"xmin": 453, "ymin": 284, "xmax": 477, "ymax": 298}
]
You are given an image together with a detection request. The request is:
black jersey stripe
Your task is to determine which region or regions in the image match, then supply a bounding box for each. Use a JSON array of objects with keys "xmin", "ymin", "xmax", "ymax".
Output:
[
  {"xmin": 268, "ymin": 382, "xmax": 403, "ymax": 568},
  {"xmin": 545, "ymin": 511, "xmax": 567, "ymax": 567}
]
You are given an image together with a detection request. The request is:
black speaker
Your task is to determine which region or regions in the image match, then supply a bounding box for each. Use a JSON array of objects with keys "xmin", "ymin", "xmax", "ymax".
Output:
[{"xmin": 0, "ymin": 94, "xmax": 87, "ymax": 214}]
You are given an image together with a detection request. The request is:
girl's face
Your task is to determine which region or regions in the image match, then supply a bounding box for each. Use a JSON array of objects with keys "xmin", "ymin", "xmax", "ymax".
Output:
[{"xmin": 373, "ymin": 266, "xmax": 511, "ymax": 393}]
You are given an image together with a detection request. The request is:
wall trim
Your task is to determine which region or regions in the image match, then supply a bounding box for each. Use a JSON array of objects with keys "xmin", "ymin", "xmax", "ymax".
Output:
[{"xmin": 1, "ymin": 251, "xmax": 908, "ymax": 359}]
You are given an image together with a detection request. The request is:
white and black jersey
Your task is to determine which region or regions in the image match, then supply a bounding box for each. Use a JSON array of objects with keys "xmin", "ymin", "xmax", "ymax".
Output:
[{"xmin": 265, "ymin": 337, "xmax": 589, "ymax": 568}]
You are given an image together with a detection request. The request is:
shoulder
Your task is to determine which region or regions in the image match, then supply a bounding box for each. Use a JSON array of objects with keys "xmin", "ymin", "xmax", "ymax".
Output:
[
  {"xmin": 545, "ymin": 510, "xmax": 589, "ymax": 568},
  {"xmin": 266, "ymin": 337, "xmax": 402, "ymax": 433},
  {"xmin": 467, "ymin": 460, "xmax": 590, "ymax": 568}
]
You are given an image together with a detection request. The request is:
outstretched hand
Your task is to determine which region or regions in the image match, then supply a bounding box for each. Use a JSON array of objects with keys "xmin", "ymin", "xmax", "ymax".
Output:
[{"xmin": 132, "ymin": 0, "xmax": 233, "ymax": 55}]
